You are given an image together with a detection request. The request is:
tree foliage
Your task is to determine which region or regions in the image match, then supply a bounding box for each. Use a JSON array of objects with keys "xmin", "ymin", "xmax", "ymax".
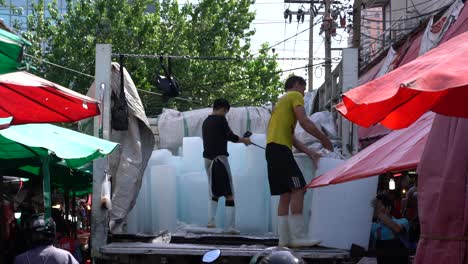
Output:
[{"xmin": 13, "ymin": 0, "xmax": 282, "ymax": 116}]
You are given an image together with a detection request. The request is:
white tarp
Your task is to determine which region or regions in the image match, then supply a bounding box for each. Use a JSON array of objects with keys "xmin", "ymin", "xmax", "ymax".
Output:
[
  {"xmin": 158, "ymin": 106, "xmax": 271, "ymax": 153},
  {"xmin": 419, "ymin": 0, "xmax": 465, "ymax": 55},
  {"xmin": 81, "ymin": 63, "xmax": 155, "ymax": 233},
  {"xmin": 294, "ymin": 111, "xmax": 342, "ymax": 155},
  {"xmin": 376, "ymin": 47, "xmax": 396, "ymax": 78}
]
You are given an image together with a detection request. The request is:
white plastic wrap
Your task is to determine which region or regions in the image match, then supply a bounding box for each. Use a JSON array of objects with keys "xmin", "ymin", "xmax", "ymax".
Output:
[
  {"xmin": 295, "ymin": 111, "xmax": 339, "ymax": 147},
  {"xmin": 158, "ymin": 107, "xmax": 271, "ymax": 153}
]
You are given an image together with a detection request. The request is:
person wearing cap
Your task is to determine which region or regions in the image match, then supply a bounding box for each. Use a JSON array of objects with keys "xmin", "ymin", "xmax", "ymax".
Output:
[
  {"xmin": 202, "ymin": 98, "xmax": 252, "ymax": 234},
  {"xmin": 266, "ymin": 75, "xmax": 333, "ymax": 247},
  {"xmin": 14, "ymin": 214, "xmax": 79, "ymax": 264}
]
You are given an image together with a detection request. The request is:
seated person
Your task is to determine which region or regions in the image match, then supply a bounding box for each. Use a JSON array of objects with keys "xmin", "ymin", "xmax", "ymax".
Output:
[{"xmin": 371, "ymin": 194, "xmax": 410, "ymax": 264}]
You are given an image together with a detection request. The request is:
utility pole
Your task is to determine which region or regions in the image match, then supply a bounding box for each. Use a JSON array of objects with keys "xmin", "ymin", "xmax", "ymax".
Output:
[
  {"xmin": 324, "ymin": 0, "xmax": 332, "ymax": 107},
  {"xmin": 308, "ymin": 2, "xmax": 314, "ymax": 92},
  {"xmin": 284, "ymin": 0, "xmax": 322, "ymax": 92},
  {"xmin": 91, "ymin": 44, "xmax": 112, "ymax": 259},
  {"xmin": 352, "ymin": 0, "xmax": 362, "ymax": 49}
]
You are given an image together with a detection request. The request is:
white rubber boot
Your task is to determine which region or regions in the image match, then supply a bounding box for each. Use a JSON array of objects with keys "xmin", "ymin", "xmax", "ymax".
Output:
[
  {"xmin": 277, "ymin": 215, "xmax": 290, "ymax": 247},
  {"xmin": 225, "ymin": 206, "xmax": 240, "ymax": 234},
  {"xmin": 207, "ymin": 200, "xmax": 217, "ymax": 228},
  {"xmin": 288, "ymin": 214, "xmax": 320, "ymax": 247}
]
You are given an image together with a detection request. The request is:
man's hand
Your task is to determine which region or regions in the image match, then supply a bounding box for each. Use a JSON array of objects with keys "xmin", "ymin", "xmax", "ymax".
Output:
[
  {"xmin": 321, "ymin": 137, "xmax": 333, "ymax": 152},
  {"xmin": 306, "ymin": 150, "xmax": 322, "ymax": 167},
  {"xmin": 240, "ymin": 137, "xmax": 252, "ymax": 146}
]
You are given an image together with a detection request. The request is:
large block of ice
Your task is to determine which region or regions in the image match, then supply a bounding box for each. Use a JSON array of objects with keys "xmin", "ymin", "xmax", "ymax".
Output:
[
  {"xmin": 178, "ymin": 171, "xmax": 210, "ymax": 226},
  {"xmin": 308, "ymin": 158, "xmax": 378, "ymax": 250},
  {"xmin": 182, "ymin": 137, "xmax": 205, "ymax": 173},
  {"xmin": 234, "ymin": 134, "xmax": 270, "ymax": 234},
  {"xmin": 151, "ymin": 165, "xmax": 178, "ymax": 233},
  {"xmin": 227, "ymin": 141, "xmax": 247, "ymax": 177}
]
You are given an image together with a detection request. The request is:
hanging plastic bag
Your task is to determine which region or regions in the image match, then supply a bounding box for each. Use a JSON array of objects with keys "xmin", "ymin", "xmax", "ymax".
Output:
[{"xmin": 101, "ymin": 170, "xmax": 112, "ymax": 210}]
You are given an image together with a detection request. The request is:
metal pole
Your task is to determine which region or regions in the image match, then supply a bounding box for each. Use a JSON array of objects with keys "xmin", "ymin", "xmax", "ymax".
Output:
[
  {"xmin": 307, "ymin": 1, "xmax": 314, "ymax": 92},
  {"xmin": 91, "ymin": 44, "xmax": 112, "ymax": 260},
  {"xmin": 324, "ymin": 0, "xmax": 332, "ymax": 106},
  {"xmin": 0, "ymin": 175, "xmax": 4, "ymax": 264},
  {"xmin": 352, "ymin": 0, "xmax": 362, "ymax": 49}
]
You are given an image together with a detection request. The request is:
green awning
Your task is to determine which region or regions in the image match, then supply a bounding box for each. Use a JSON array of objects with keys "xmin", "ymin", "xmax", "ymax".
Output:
[
  {"xmin": 0, "ymin": 124, "xmax": 118, "ymax": 218},
  {"xmin": 0, "ymin": 123, "xmax": 118, "ymax": 168},
  {"xmin": 0, "ymin": 28, "xmax": 31, "ymax": 74}
]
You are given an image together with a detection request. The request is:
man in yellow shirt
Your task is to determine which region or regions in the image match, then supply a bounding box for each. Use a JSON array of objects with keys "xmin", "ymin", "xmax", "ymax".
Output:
[{"xmin": 266, "ymin": 75, "xmax": 333, "ymax": 247}]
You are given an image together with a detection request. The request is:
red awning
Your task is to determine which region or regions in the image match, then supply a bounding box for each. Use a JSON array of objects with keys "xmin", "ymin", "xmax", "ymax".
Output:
[
  {"xmin": 336, "ymin": 31, "xmax": 468, "ymax": 130},
  {"xmin": 307, "ymin": 112, "xmax": 434, "ymax": 188},
  {"xmin": 0, "ymin": 71, "xmax": 100, "ymax": 126}
]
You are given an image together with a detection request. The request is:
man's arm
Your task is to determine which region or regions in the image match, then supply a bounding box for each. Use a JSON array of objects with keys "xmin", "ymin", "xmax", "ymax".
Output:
[
  {"xmin": 223, "ymin": 118, "xmax": 251, "ymax": 145},
  {"xmin": 293, "ymin": 106, "xmax": 333, "ymax": 151},
  {"xmin": 376, "ymin": 213, "xmax": 406, "ymax": 234},
  {"xmin": 293, "ymin": 137, "xmax": 320, "ymax": 166}
]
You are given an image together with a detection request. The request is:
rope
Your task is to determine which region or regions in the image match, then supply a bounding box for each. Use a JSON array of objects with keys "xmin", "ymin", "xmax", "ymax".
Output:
[
  {"xmin": 24, "ymin": 54, "xmax": 95, "ymax": 78},
  {"xmin": 111, "ymin": 53, "xmax": 341, "ymax": 61}
]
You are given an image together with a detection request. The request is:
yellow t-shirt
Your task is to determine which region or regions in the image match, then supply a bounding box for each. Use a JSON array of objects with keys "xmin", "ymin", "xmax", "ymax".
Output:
[{"xmin": 267, "ymin": 91, "xmax": 304, "ymax": 149}]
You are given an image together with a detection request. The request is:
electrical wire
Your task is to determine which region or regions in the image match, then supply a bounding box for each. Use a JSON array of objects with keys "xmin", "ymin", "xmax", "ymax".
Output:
[
  {"xmin": 25, "ymin": 53, "xmax": 95, "ymax": 78},
  {"xmin": 360, "ymin": 23, "xmax": 418, "ymax": 31},
  {"xmin": 361, "ymin": 2, "xmax": 447, "ymax": 23},
  {"xmin": 360, "ymin": 0, "xmax": 436, "ymax": 13},
  {"xmin": 410, "ymin": 0, "xmax": 422, "ymax": 16},
  {"xmin": 291, "ymin": 22, "xmax": 301, "ymax": 68},
  {"xmin": 361, "ymin": 0, "xmax": 453, "ymax": 56},
  {"xmin": 113, "ymin": 52, "xmax": 339, "ymax": 61},
  {"xmin": 252, "ymin": 16, "xmax": 322, "ymax": 56}
]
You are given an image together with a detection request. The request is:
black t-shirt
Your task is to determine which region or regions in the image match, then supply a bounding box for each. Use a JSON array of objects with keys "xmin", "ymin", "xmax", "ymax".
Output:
[{"xmin": 202, "ymin": 115, "xmax": 240, "ymax": 159}]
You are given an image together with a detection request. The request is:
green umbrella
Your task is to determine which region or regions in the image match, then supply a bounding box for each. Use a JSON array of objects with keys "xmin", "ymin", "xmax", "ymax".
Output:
[
  {"xmin": 0, "ymin": 124, "xmax": 118, "ymax": 168},
  {"xmin": 0, "ymin": 28, "xmax": 31, "ymax": 74},
  {"xmin": 0, "ymin": 124, "xmax": 118, "ymax": 217}
]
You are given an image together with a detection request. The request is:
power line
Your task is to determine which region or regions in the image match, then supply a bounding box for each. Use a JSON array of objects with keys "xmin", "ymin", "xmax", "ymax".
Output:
[
  {"xmin": 361, "ymin": 0, "xmax": 452, "ymax": 56},
  {"xmin": 361, "ymin": 2, "xmax": 449, "ymax": 23},
  {"xmin": 25, "ymin": 53, "xmax": 95, "ymax": 78},
  {"xmin": 361, "ymin": 0, "xmax": 435, "ymax": 13},
  {"xmin": 24, "ymin": 53, "xmax": 203, "ymax": 103},
  {"xmin": 113, "ymin": 53, "xmax": 339, "ymax": 61},
  {"xmin": 185, "ymin": 64, "xmax": 320, "ymax": 91},
  {"xmin": 252, "ymin": 16, "xmax": 323, "ymax": 56}
]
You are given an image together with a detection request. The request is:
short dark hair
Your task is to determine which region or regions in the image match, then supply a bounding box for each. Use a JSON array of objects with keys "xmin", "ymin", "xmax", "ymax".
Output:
[
  {"xmin": 284, "ymin": 75, "xmax": 306, "ymax": 91},
  {"xmin": 376, "ymin": 194, "xmax": 393, "ymax": 209},
  {"xmin": 213, "ymin": 98, "xmax": 231, "ymax": 111}
]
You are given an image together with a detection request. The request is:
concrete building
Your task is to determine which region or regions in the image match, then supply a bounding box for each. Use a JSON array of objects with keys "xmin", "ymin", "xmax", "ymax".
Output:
[
  {"xmin": 358, "ymin": 0, "xmax": 455, "ymax": 68},
  {"xmin": 0, "ymin": 0, "xmax": 69, "ymax": 31}
]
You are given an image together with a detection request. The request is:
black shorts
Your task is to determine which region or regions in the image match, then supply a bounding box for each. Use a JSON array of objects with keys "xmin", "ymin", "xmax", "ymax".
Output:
[
  {"xmin": 265, "ymin": 143, "xmax": 306, "ymax": 195},
  {"xmin": 205, "ymin": 157, "xmax": 234, "ymax": 198}
]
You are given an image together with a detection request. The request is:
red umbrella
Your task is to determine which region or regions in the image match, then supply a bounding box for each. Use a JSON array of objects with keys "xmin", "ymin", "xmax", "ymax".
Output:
[
  {"xmin": 337, "ymin": 31, "xmax": 468, "ymax": 130},
  {"xmin": 307, "ymin": 112, "xmax": 434, "ymax": 188},
  {"xmin": 0, "ymin": 71, "xmax": 99, "ymax": 125}
]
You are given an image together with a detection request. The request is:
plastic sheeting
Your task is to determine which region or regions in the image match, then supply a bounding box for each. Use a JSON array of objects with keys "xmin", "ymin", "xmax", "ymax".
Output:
[
  {"xmin": 158, "ymin": 107, "xmax": 271, "ymax": 153},
  {"xmin": 308, "ymin": 112, "xmax": 434, "ymax": 188},
  {"xmin": 336, "ymin": 31, "xmax": 468, "ymax": 129},
  {"xmin": 414, "ymin": 114, "xmax": 468, "ymax": 264},
  {"xmin": 419, "ymin": 0, "xmax": 465, "ymax": 56},
  {"xmin": 375, "ymin": 47, "xmax": 396, "ymax": 78},
  {"xmin": 81, "ymin": 63, "xmax": 155, "ymax": 233},
  {"xmin": 440, "ymin": 1, "xmax": 468, "ymax": 42}
]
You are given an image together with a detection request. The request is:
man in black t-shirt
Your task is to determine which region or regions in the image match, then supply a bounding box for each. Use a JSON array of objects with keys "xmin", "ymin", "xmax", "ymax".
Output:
[{"xmin": 202, "ymin": 98, "xmax": 251, "ymax": 233}]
